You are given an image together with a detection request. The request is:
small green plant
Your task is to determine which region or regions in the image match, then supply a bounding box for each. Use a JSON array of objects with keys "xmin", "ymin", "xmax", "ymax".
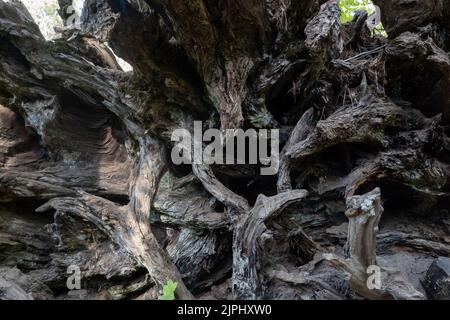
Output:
[
  {"xmin": 339, "ymin": 0, "xmax": 373, "ymax": 23},
  {"xmin": 42, "ymin": 3, "xmax": 59, "ymax": 17},
  {"xmin": 160, "ymin": 280, "xmax": 177, "ymax": 300},
  {"xmin": 339, "ymin": 0, "xmax": 387, "ymax": 36}
]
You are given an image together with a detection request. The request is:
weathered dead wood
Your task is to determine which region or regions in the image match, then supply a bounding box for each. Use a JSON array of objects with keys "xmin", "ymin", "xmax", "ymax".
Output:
[
  {"xmin": 193, "ymin": 163, "xmax": 251, "ymax": 215},
  {"xmin": 325, "ymin": 188, "xmax": 424, "ymax": 300},
  {"xmin": 36, "ymin": 190, "xmax": 193, "ymax": 299},
  {"xmin": 233, "ymin": 190, "xmax": 308, "ymax": 299},
  {"xmin": 154, "ymin": 171, "xmax": 229, "ymax": 230},
  {"xmin": 345, "ymin": 188, "xmax": 383, "ymax": 269},
  {"xmin": 287, "ymin": 98, "xmax": 428, "ymax": 162},
  {"xmin": 144, "ymin": 0, "xmax": 270, "ymax": 130},
  {"xmin": 167, "ymin": 228, "xmax": 231, "ymax": 291},
  {"xmin": 0, "ymin": 267, "xmax": 54, "ymax": 300},
  {"xmin": 0, "ymin": 1, "xmax": 194, "ymax": 299},
  {"xmin": 277, "ymin": 108, "xmax": 315, "ymax": 192},
  {"xmin": 372, "ymin": 0, "xmax": 450, "ymax": 39}
]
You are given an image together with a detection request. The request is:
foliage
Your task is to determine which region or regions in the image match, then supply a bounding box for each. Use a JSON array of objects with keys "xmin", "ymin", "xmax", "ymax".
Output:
[
  {"xmin": 339, "ymin": 0, "xmax": 374, "ymax": 23},
  {"xmin": 20, "ymin": 0, "xmax": 63, "ymax": 39},
  {"xmin": 339, "ymin": 0, "xmax": 387, "ymax": 36},
  {"xmin": 42, "ymin": 3, "xmax": 59, "ymax": 17},
  {"xmin": 160, "ymin": 280, "xmax": 177, "ymax": 300}
]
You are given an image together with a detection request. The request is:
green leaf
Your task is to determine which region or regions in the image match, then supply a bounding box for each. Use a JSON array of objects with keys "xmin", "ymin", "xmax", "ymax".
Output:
[
  {"xmin": 338, "ymin": 0, "xmax": 386, "ymax": 36},
  {"xmin": 160, "ymin": 280, "xmax": 177, "ymax": 300},
  {"xmin": 43, "ymin": 3, "xmax": 59, "ymax": 17}
]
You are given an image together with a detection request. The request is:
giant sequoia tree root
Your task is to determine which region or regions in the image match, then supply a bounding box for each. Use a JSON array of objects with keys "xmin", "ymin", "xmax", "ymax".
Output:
[{"xmin": 1, "ymin": 0, "xmax": 450, "ymax": 300}]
